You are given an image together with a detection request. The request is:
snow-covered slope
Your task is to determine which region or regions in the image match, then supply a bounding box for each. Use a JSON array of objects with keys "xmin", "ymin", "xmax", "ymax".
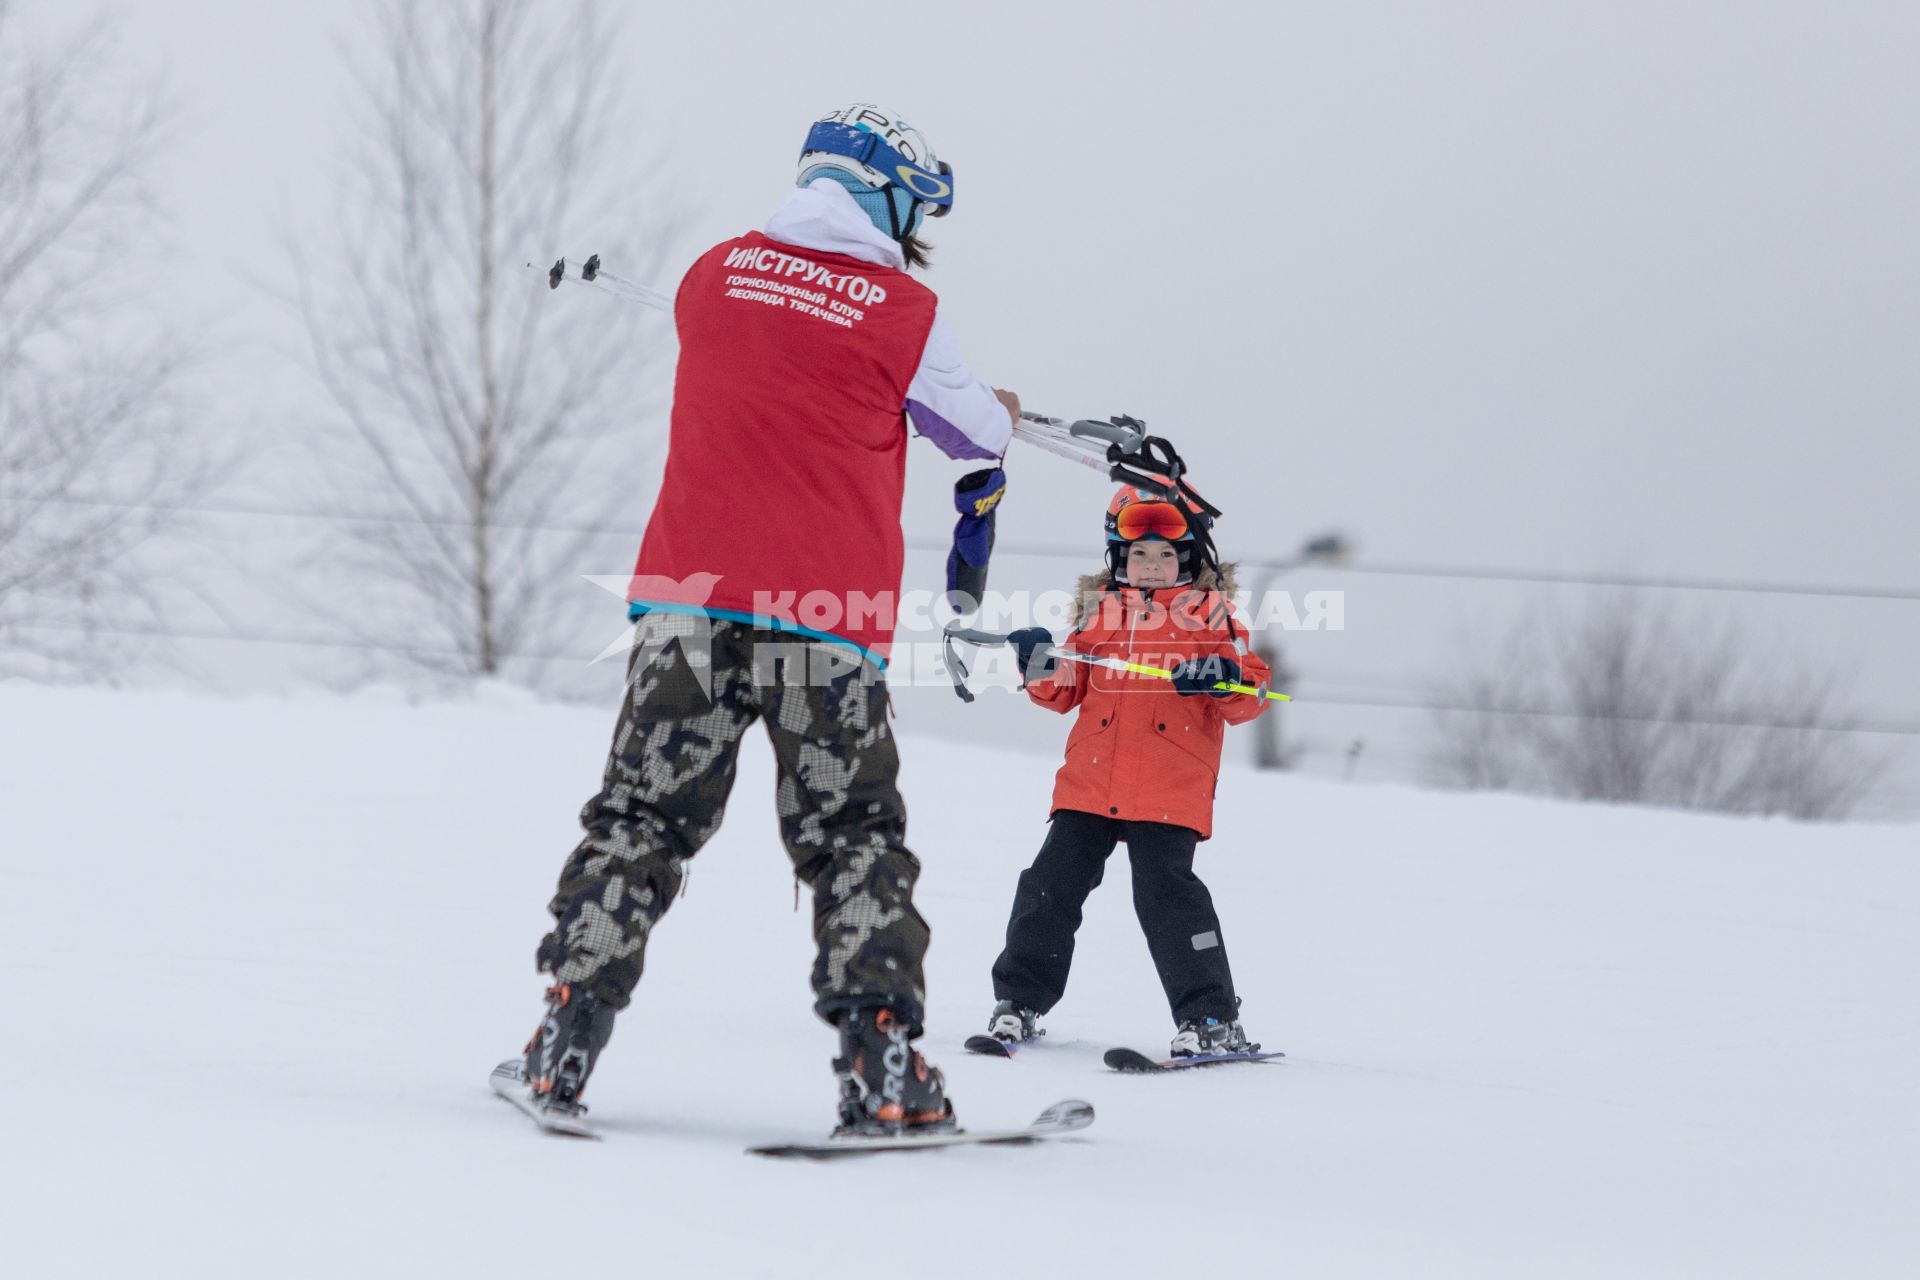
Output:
[{"xmin": 2, "ymin": 683, "xmax": 1913, "ymax": 1277}]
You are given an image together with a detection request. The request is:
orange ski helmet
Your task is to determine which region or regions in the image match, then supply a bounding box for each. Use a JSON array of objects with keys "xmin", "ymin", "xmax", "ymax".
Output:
[{"xmin": 1105, "ymin": 483, "xmax": 1208, "ymax": 585}]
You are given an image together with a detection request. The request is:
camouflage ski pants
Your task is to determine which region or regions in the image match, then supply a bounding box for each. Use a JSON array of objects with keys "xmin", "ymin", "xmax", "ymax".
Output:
[{"xmin": 538, "ymin": 613, "xmax": 930, "ymax": 1032}]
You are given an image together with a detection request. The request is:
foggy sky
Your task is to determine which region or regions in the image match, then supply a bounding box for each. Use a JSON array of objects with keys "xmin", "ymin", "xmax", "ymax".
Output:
[{"xmin": 45, "ymin": 0, "xmax": 1920, "ymax": 807}]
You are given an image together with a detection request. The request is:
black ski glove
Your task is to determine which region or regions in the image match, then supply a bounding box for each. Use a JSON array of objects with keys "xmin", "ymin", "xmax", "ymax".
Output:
[
  {"xmin": 1007, "ymin": 627, "xmax": 1056, "ymax": 686},
  {"xmin": 1170, "ymin": 655, "xmax": 1241, "ymax": 698}
]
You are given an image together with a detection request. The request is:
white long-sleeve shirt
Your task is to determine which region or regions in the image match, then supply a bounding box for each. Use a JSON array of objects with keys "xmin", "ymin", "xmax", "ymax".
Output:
[{"xmin": 764, "ymin": 180, "xmax": 1011, "ymax": 462}]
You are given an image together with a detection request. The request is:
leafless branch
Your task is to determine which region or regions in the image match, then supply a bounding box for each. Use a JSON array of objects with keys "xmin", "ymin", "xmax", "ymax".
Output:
[
  {"xmin": 0, "ymin": 5, "xmax": 206, "ymax": 677},
  {"xmin": 286, "ymin": 0, "xmax": 682, "ymax": 680},
  {"xmin": 1424, "ymin": 595, "xmax": 1889, "ymax": 820}
]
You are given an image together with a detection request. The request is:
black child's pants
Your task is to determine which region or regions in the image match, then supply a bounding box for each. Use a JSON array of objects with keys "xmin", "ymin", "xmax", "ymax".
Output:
[{"xmin": 990, "ymin": 808, "xmax": 1238, "ymax": 1026}]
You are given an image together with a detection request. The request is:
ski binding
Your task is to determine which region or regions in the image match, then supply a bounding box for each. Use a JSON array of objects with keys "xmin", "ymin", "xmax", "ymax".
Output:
[{"xmin": 489, "ymin": 1060, "xmax": 598, "ymax": 1138}]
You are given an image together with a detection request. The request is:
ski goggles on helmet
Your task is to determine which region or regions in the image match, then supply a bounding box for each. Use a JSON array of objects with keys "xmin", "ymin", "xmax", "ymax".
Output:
[
  {"xmin": 1110, "ymin": 500, "xmax": 1191, "ymax": 543},
  {"xmin": 801, "ymin": 121, "xmax": 954, "ymax": 216}
]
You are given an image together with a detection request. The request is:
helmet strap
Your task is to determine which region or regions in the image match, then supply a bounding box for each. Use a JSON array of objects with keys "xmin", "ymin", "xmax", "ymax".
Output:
[{"xmin": 884, "ymin": 186, "xmax": 925, "ymax": 243}]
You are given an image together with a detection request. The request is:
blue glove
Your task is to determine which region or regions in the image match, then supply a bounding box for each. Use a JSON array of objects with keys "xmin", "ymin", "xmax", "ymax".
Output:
[
  {"xmin": 945, "ymin": 468, "xmax": 1006, "ymax": 612},
  {"xmin": 1170, "ymin": 655, "xmax": 1241, "ymax": 698},
  {"xmin": 1007, "ymin": 626, "xmax": 1056, "ymax": 686}
]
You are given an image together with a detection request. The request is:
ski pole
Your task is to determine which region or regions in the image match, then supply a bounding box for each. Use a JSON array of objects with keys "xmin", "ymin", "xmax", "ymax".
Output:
[
  {"xmin": 545, "ymin": 254, "xmax": 673, "ymax": 312},
  {"xmin": 1050, "ymin": 648, "xmax": 1289, "ymax": 701},
  {"xmin": 1008, "ymin": 413, "xmax": 1155, "ymax": 476},
  {"xmin": 1009, "ymin": 420, "xmax": 1112, "ymax": 473},
  {"xmin": 943, "ymin": 625, "xmax": 1290, "ymax": 703},
  {"xmin": 1016, "ymin": 413, "xmax": 1146, "ymax": 457}
]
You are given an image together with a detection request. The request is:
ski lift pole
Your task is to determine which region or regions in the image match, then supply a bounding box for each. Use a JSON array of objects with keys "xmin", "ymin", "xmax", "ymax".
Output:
[{"xmin": 943, "ymin": 625, "xmax": 1291, "ymax": 703}]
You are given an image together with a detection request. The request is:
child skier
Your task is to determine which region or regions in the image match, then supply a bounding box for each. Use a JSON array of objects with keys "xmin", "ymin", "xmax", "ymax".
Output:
[{"xmin": 987, "ymin": 483, "xmax": 1271, "ymax": 1058}]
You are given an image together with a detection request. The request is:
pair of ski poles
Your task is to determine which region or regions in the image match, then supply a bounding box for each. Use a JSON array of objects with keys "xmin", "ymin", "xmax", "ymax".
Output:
[
  {"xmin": 545, "ymin": 256, "xmax": 1185, "ymax": 496},
  {"xmin": 942, "ymin": 625, "xmax": 1292, "ymax": 705},
  {"xmin": 548, "ymin": 257, "xmax": 1272, "ymax": 680}
]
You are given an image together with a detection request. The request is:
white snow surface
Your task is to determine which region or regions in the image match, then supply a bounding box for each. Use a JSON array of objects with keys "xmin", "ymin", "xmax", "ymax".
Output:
[{"xmin": 2, "ymin": 682, "xmax": 1915, "ymax": 1278}]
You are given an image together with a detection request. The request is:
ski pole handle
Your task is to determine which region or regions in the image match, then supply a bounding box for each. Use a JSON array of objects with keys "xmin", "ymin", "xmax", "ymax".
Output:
[
  {"xmin": 545, "ymin": 255, "xmax": 673, "ymax": 312},
  {"xmin": 1019, "ymin": 413, "xmax": 1147, "ymax": 459},
  {"xmin": 1067, "ymin": 417, "xmax": 1146, "ymax": 456}
]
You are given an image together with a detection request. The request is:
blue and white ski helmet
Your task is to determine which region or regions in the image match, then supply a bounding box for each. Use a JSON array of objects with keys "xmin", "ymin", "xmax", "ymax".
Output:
[{"xmin": 797, "ymin": 103, "xmax": 953, "ymax": 242}]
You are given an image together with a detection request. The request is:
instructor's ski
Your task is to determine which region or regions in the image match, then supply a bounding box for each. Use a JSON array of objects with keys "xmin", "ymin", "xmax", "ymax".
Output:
[
  {"xmin": 1104, "ymin": 1047, "xmax": 1286, "ymax": 1073},
  {"xmin": 747, "ymin": 1099, "xmax": 1093, "ymax": 1159},
  {"xmin": 489, "ymin": 1060, "xmax": 598, "ymax": 1139}
]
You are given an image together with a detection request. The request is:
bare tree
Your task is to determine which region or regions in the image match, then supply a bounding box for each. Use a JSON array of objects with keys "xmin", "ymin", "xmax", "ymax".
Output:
[
  {"xmin": 1425, "ymin": 596, "xmax": 1887, "ymax": 820},
  {"xmin": 294, "ymin": 0, "xmax": 679, "ymax": 682},
  {"xmin": 0, "ymin": 3, "xmax": 200, "ymax": 675}
]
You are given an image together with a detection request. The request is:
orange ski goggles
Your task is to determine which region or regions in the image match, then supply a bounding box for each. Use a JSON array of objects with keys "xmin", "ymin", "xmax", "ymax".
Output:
[{"xmin": 1111, "ymin": 499, "xmax": 1191, "ymax": 543}]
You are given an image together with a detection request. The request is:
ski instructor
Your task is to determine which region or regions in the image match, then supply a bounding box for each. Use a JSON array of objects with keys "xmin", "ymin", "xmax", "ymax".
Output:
[{"xmin": 509, "ymin": 103, "xmax": 1018, "ymax": 1135}]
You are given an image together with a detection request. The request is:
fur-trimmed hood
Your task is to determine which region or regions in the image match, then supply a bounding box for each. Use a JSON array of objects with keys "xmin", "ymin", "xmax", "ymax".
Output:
[{"xmin": 1068, "ymin": 561, "xmax": 1240, "ymax": 630}]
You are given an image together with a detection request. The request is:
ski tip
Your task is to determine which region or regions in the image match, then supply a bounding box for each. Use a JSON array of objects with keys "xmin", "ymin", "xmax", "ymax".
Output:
[
  {"xmin": 1103, "ymin": 1047, "xmax": 1162, "ymax": 1073},
  {"xmin": 964, "ymin": 1034, "xmax": 1015, "ymax": 1058},
  {"xmin": 1032, "ymin": 1099, "xmax": 1095, "ymax": 1130},
  {"xmin": 1103, "ymin": 1046, "xmax": 1286, "ymax": 1072}
]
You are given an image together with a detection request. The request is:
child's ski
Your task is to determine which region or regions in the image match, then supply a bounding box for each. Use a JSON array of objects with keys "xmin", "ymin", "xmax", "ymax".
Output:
[
  {"xmin": 748, "ymin": 1099, "xmax": 1093, "ymax": 1160},
  {"xmin": 489, "ymin": 1060, "xmax": 598, "ymax": 1139},
  {"xmin": 1104, "ymin": 1047, "xmax": 1286, "ymax": 1073},
  {"xmin": 964, "ymin": 1034, "xmax": 1022, "ymax": 1057}
]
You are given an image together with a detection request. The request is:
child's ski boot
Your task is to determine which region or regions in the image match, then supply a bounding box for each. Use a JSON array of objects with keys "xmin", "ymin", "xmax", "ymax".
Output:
[
  {"xmin": 520, "ymin": 982, "xmax": 617, "ymax": 1116},
  {"xmin": 986, "ymin": 999, "xmax": 1042, "ymax": 1045},
  {"xmin": 1170, "ymin": 1016, "xmax": 1259, "ymax": 1058},
  {"xmin": 833, "ymin": 1007, "xmax": 957, "ymax": 1136}
]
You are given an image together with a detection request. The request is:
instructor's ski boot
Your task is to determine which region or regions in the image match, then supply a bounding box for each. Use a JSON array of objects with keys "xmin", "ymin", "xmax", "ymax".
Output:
[
  {"xmin": 1170, "ymin": 1016, "xmax": 1259, "ymax": 1058},
  {"xmin": 519, "ymin": 982, "xmax": 617, "ymax": 1115},
  {"xmin": 832, "ymin": 1007, "xmax": 957, "ymax": 1137},
  {"xmin": 986, "ymin": 999, "xmax": 1042, "ymax": 1045}
]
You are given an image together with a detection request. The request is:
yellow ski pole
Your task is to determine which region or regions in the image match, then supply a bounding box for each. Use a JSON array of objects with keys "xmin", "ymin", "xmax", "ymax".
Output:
[
  {"xmin": 1049, "ymin": 649, "xmax": 1291, "ymax": 702},
  {"xmin": 942, "ymin": 624, "xmax": 1292, "ymax": 702}
]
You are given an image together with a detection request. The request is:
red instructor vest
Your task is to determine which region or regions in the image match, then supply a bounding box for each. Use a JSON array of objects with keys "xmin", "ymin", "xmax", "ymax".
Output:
[{"xmin": 628, "ymin": 232, "xmax": 940, "ymax": 661}]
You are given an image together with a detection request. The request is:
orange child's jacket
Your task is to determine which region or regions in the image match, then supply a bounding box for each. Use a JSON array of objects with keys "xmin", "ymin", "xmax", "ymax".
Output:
[{"xmin": 1027, "ymin": 584, "xmax": 1271, "ymax": 841}]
